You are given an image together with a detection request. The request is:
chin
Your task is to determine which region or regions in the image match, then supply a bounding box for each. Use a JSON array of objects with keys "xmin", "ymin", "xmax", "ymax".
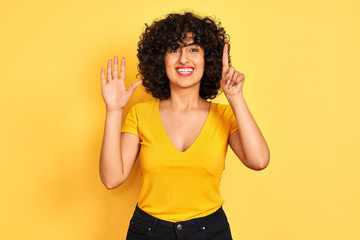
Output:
[{"xmin": 173, "ymin": 79, "xmax": 201, "ymax": 88}]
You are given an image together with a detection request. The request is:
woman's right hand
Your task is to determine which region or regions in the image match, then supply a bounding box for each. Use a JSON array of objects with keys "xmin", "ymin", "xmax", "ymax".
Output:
[{"xmin": 101, "ymin": 56, "xmax": 142, "ymax": 112}]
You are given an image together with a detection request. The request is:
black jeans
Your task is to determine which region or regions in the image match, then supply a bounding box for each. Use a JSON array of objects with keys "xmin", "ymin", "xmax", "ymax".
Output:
[{"xmin": 126, "ymin": 204, "xmax": 233, "ymax": 240}]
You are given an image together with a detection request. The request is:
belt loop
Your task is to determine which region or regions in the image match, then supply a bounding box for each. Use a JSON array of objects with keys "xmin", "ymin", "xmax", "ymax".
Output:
[
  {"xmin": 195, "ymin": 219, "xmax": 204, "ymax": 232},
  {"xmin": 151, "ymin": 218, "xmax": 158, "ymax": 231}
]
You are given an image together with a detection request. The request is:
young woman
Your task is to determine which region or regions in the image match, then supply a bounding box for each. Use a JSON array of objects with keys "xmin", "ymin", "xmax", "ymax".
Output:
[{"xmin": 99, "ymin": 12, "xmax": 270, "ymax": 240}]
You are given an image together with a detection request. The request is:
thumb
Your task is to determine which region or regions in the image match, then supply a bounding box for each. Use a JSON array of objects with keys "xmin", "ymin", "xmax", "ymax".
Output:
[{"xmin": 128, "ymin": 80, "xmax": 143, "ymax": 94}]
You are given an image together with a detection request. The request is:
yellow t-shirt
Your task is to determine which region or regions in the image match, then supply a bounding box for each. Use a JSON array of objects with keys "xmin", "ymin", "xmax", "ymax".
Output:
[{"xmin": 121, "ymin": 98, "xmax": 238, "ymax": 222}]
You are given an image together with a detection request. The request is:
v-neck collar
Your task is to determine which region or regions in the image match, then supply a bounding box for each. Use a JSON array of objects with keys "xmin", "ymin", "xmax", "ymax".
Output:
[{"xmin": 155, "ymin": 99, "xmax": 213, "ymax": 154}]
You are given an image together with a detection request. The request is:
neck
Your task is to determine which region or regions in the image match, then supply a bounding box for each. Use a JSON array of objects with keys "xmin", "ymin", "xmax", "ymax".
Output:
[{"xmin": 164, "ymin": 83, "xmax": 205, "ymax": 111}]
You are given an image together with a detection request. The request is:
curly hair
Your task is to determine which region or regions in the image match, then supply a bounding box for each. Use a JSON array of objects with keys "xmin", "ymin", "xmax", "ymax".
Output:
[{"xmin": 137, "ymin": 12, "xmax": 230, "ymax": 100}]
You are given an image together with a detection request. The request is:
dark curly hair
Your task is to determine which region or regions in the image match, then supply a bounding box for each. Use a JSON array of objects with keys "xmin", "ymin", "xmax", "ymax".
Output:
[{"xmin": 137, "ymin": 12, "xmax": 230, "ymax": 100}]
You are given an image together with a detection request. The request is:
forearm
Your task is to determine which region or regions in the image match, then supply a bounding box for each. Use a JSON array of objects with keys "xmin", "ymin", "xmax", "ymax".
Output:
[
  {"xmin": 227, "ymin": 94, "xmax": 270, "ymax": 169},
  {"xmin": 99, "ymin": 110, "xmax": 124, "ymax": 188}
]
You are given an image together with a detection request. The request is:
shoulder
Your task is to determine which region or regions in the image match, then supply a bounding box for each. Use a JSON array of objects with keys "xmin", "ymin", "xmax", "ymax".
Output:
[
  {"xmin": 210, "ymin": 101, "xmax": 233, "ymax": 116},
  {"xmin": 131, "ymin": 99, "xmax": 158, "ymax": 112}
]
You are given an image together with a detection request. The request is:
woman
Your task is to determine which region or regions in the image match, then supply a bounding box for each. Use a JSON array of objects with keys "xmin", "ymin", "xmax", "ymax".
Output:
[{"xmin": 99, "ymin": 12, "xmax": 270, "ymax": 240}]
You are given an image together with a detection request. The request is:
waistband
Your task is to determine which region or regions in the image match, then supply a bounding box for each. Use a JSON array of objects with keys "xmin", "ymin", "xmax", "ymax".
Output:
[{"xmin": 132, "ymin": 204, "xmax": 225, "ymax": 231}]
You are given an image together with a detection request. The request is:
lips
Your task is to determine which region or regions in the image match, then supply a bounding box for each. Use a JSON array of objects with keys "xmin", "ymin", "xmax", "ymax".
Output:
[{"xmin": 176, "ymin": 66, "xmax": 194, "ymax": 77}]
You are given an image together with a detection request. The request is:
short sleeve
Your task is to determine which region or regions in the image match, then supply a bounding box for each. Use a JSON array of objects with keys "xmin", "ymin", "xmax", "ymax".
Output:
[
  {"xmin": 228, "ymin": 106, "xmax": 238, "ymax": 135},
  {"xmin": 121, "ymin": 105, "xmax": 139, "ymax": 137}
]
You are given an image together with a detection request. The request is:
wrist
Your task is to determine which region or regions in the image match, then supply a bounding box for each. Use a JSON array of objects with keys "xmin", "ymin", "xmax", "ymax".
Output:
[
  {"xmin": 225, "ymin": 93, "xmax": 244, "ymax": 103},
  {"xmin": 106, "ymin": 109, "xmax": 123, "ymax": 116},
  {"xmin": 106, "ymin": 107, "xmax": 124, "ymax": 113}
]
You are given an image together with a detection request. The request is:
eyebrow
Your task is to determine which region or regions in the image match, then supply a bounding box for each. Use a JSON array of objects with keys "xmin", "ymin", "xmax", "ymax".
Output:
[{"xmin": 183, "ymin": 42, "xmax": 198, "ymax": 47}]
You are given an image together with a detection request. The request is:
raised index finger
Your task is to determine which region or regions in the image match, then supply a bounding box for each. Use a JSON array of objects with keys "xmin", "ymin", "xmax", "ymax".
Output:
[{"xmin": 222, "ymin": 44, "xmax": 229, "ymax": 69}]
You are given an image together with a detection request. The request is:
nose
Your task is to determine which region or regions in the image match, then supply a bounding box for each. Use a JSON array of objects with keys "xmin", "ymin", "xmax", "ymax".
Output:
[{"xmin": 179, "ymin": 48, "xmax": 189, "ymax": 64}]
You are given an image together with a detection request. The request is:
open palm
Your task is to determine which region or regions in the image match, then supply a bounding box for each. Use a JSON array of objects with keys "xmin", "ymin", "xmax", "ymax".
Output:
[{"xmin": 101, "ymin": 56, "xmax": 142, "ymax": 112}]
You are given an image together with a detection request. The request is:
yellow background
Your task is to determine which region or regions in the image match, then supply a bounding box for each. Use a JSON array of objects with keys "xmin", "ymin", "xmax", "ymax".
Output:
[{"xmin": 1, "ymin": 0, "xmax": 359, "ymax": 239}]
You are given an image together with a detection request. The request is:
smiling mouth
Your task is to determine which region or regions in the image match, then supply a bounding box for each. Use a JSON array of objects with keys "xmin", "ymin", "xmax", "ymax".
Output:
[{"xmin": 176, "ymin": 67, "xmax": 194, "ymax": 77}]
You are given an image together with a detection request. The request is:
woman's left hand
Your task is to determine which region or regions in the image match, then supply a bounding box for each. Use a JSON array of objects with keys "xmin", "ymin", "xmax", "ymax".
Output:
[{"xmin": 220, "ymin": 44, "xmax": 245, "ymax": 97}]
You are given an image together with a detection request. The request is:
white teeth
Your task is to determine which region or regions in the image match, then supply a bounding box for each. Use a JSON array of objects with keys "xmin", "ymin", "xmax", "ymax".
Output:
[{"xmin": 177, "ymin": 68, "xmax": 194, "ymax": 73}]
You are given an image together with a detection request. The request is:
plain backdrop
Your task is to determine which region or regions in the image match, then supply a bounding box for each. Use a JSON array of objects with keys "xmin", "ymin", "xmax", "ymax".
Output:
[{"xmin": 1, "ymin": 0, "xmax": 359, "ymax": 239}]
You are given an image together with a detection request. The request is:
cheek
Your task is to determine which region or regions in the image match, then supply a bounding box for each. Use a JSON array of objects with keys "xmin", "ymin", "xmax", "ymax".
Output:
[
  {"xmin": 164, "ymin": 58, "xmax": 175, "ymax": 79},
  {"xmin": 164, "ymin": 56, "xmax": 176, "ymax": 69},
  {"xmin": 196, "ymin": 58, "xmax": 205, "ymax": 71},
  {"xmin": 197, "ymin": 54, "xmax": 205, "ymax": 66}
]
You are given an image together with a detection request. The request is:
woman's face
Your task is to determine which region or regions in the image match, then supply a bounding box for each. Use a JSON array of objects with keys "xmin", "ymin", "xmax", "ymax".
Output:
[{"xmin": 164, "ymin": 32, "xmax": 205, "ymax": 89}]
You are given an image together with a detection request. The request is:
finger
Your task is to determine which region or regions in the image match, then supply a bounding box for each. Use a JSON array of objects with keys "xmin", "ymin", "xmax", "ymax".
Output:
[
  {"xmin": 107, "ymin": 60, "xmax": 112, "ymax": 81},
  {"xmin": 231, "ymin": 71, "xmax": 240, "ymax": 86},
  {"xmin": 227, "ymin": 67, "xmax": 235, "ymax": 89},
  {"xmin": 118, "ymin": 57, "xmax": 126, "ymax": 88},
  {"xmin": 232, "ymin": 73, "xmax": 245, "ymax": 90},
  {"xmin": 226, "ymin": 67, "xmax": 235, "ymax": 81},
  {"xmin": 238, "ymin": 73, "xmax": 245, "ymax": 83},
  {"xmin": 222, "ymin": 44, "xmax": 229, "ymax": 69},
  {"xmin": 234, "ymin": 73, "xmax": 245, "ymax": 85},
  {"xmin": 112, "ymin": 56, "xmax": 118, "ymax": 80},
  {"xmin": 101, "ymin": 67, "xmax": 106, "ymax": 85},
  {"xmin": 128, "ymin": 80, "xmax": 142, "ymax": 95},
  {"xmin": 119, "ymin": 57, "xmax": 126, "ymax": 80}
]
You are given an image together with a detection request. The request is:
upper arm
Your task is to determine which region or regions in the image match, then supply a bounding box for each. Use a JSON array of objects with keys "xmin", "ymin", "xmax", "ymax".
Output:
[
  {"xmin": 120, "ymin": 132, "xmax": 140, "ymax": 182},
  {"xmin": 228, "ymin": 130, "xmax": 246, "ymax": 164},
  {"xmin": 118, "ymin": 104, "xmax": 141, "ymax": 183}
]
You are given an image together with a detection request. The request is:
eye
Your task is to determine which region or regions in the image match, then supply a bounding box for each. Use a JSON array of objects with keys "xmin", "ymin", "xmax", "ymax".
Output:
[
  {"xmin": 169, "ymin": 48, "xmax": 179, "ymax": 53},
  {"xmin": 190, "ymin": 48, "xmax": 199, "ymax": 52}
]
